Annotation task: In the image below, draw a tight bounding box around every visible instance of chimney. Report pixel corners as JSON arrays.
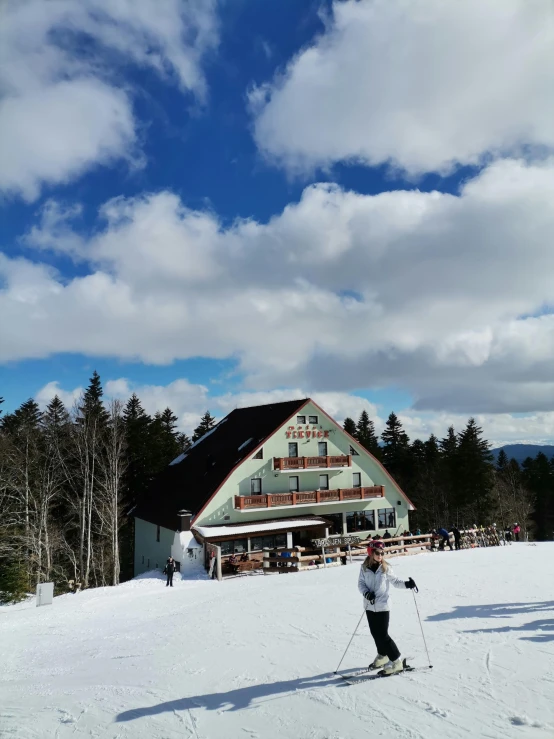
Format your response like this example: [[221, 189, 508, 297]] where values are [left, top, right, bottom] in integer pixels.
[[178, 509, 192, 532]]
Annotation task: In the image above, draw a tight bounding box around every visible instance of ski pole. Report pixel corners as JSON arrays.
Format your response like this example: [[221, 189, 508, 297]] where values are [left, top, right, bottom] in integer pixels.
[[411, 589, 433, 668], [334, 610, 366, 674]]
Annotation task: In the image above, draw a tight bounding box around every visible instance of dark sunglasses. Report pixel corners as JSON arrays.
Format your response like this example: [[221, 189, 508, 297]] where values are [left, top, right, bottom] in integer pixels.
[[372, 550, 384, 556]]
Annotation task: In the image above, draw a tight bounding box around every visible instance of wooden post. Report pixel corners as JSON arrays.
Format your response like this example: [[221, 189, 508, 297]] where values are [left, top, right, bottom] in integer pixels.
[[347, 454, 352, 467], [316, 491, 321, 503], [292, 492, 297, 505], [339, 489, 344, 501], [267, 495, 272, 508]]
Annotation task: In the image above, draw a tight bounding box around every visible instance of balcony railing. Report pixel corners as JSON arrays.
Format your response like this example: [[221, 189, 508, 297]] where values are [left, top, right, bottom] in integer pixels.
[[273, 455, 352, 471], [234, 485, 385, 510]]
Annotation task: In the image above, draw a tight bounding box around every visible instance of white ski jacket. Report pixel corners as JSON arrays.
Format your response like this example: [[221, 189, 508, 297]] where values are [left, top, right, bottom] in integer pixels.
[[358, 562, 407, 612]]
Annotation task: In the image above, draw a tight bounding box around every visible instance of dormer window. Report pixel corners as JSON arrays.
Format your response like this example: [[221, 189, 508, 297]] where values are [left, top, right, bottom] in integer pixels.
[[253, 447, 263, 459], [297, 415, 306, 424], [308, 415, 318, 424]]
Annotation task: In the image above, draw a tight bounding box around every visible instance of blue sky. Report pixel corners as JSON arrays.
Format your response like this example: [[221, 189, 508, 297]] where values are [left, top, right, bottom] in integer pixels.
[[2, 0, 554, 444]]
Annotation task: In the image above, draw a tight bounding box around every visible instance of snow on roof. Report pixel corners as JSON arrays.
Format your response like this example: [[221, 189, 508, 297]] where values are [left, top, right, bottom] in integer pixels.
[[237, 437, 253, 451], [193, 518, 328, 538], [179, 530, 202, 549], [169, 453, 187, 466]]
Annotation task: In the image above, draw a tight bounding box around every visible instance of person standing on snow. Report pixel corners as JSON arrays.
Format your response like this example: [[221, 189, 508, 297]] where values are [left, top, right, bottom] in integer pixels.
[[513, 523, 521, 542], [358, 540, 417, 675], [451, 525, 461, 550], [437, 527, 453, 551], [164, 557, 176, 587]]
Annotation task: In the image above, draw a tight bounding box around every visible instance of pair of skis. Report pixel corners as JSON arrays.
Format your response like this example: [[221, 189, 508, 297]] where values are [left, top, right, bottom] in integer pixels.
[[337, 658, 432, 684]]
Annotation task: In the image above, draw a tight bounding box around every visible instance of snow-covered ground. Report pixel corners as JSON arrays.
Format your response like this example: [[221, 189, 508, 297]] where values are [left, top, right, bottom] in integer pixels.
[[1, 544, 553, 739]]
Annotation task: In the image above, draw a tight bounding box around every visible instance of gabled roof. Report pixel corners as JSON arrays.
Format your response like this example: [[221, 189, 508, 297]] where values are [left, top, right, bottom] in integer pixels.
[[133, 398, 309, 530]]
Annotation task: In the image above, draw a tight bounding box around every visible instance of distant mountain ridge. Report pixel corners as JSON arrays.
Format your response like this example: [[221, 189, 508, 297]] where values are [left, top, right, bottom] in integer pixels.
[[491, 444, 554, 464]]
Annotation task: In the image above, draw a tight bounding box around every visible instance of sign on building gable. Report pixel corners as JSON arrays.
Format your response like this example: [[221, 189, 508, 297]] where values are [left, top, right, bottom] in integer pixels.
[[285, 425, 331, 439]]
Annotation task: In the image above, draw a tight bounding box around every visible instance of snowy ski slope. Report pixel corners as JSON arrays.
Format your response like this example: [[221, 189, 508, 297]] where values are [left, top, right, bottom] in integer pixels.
[[1, 543, 553, 738]]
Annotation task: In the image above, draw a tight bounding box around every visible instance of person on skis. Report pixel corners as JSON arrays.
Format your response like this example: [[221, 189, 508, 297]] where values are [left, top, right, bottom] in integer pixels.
[[358, 540, 417, 675]]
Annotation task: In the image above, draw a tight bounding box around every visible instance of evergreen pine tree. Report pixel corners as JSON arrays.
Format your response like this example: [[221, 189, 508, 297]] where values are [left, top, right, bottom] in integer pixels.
[[192, 410, 217, 442], [355, 410, 381, 458], [380, 412, 410, 477], [42, 395, 70, 430], [343, 417, 357, 437], [496, 449, 509, 472], [522, 453, 554, 540], [79, 371, 108, 424], [455, 418, 494, 523]]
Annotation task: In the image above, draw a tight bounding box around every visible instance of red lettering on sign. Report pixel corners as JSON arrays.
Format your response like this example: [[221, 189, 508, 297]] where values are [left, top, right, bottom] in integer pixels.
[[306, 431, 311, 438], [324, 430, 330, 438], [317, 431, 323, 438], [285, 432, 291, 438], [299, 431, 305, 438]]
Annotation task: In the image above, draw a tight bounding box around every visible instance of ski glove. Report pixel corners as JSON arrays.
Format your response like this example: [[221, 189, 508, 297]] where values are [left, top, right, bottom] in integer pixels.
[[405, 577, 418, 591], [364, 590, 376, 604]]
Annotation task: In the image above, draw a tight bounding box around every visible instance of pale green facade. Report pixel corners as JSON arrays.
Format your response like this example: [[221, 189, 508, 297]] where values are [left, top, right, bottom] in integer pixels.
[[134, 517, 174, 576], [195, 400, 412, 537]]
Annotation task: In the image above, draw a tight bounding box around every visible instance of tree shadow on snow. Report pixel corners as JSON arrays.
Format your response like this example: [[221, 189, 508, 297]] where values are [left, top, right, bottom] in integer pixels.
[[461, 618, 554, 643], [115, 672, 347, 722], [427, 601, 554, 622]]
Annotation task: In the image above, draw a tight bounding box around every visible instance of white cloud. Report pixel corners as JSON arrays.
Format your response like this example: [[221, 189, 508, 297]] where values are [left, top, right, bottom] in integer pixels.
[[35, 381, 84, 411], [0, 0, 218, 200], [251, 0, 554, 176], [4, 157, 554, 415]]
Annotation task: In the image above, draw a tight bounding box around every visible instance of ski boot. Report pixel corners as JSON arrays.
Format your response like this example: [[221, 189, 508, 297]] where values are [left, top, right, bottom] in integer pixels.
[[381, 657, 404, 675], [368, 654, 389, 670]]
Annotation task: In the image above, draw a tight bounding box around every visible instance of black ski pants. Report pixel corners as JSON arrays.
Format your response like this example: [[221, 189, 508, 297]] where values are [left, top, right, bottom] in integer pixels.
[[366, 610, 400, 661], [166, 571, 174, 586]]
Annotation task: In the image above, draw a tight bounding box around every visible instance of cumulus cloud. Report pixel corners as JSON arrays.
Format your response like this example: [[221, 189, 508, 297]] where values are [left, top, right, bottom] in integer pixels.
[[251, 0, 554, 176], [0, 0, 218, 200], [3, 157, 554, 414]]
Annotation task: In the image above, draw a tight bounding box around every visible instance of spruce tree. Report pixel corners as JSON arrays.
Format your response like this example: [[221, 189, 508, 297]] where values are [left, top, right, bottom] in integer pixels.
[[192, 410, 217, 443], [356, 410, 381, 458], [343, 417, 357, 437], [455, 418, 494, 523], [42, 395, 70, 430], [381, 413, 410, 468], [496, 449, 509, 472], [79, 371, 108, 424]]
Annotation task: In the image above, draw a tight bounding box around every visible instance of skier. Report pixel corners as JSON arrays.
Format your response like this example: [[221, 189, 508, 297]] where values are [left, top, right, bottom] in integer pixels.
[[358, 540, 417, 675], [163, 556, 176, 587], [513, 523, 521, 542], [451, 525, 461, 550]]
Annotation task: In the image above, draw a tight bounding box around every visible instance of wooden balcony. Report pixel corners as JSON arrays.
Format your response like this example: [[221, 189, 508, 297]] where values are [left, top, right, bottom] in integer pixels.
[[273, 455, 352, 471], [234, 485, 385, 510]]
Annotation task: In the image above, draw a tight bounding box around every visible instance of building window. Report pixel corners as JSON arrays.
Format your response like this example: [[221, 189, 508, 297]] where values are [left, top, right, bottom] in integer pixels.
[[253, 447, 263, 459], [251, 478, 262, 494], [378, 508, 396, 529], [324, 513, 344, 536], [297, 415, 306, 424], [346, 510, 375, 532], [220, 539, 248, 556], [308, 415, 318, 424], [349, 445, 359, 456], [288, 442, 298, 458], [156, 524, 160, 542], [318, 441, 328, 457], [250, 534, 287, 551], [353, 472, 361, 488], [289, 476, 299, 492], [319, 474, 329, 490]]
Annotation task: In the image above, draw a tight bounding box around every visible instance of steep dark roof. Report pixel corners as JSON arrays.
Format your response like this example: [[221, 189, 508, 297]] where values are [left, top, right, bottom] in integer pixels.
[[132, 398, 309, 530]]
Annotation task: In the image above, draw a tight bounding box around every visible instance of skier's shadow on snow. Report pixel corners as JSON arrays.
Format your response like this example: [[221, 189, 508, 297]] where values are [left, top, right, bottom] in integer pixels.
[[427, 601, 554, 642], [115, 672, 347, 721], [427, 600, 554, 622]]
